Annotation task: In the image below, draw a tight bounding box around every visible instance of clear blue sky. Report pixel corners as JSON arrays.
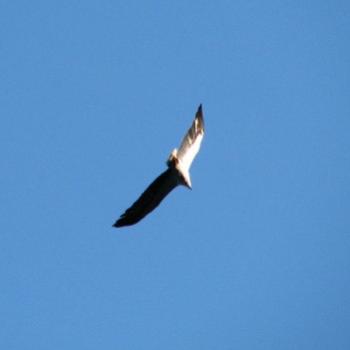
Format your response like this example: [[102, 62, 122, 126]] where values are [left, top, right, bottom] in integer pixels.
[[1, 1, 349, 349]]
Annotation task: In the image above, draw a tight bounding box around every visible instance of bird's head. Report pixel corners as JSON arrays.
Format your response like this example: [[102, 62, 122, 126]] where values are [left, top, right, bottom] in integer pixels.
[[166, 149, 178, 168]]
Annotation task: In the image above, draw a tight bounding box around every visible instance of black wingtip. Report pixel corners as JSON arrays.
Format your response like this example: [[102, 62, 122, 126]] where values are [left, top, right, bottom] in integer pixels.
[[112, 221, 121, 228], [197, 104, 203, 118], [196, 104, 204, 130], [113, 217, 137, 228]]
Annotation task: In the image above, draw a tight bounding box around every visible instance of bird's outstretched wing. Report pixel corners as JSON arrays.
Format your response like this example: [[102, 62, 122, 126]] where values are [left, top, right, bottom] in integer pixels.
[[176, 104, 205, 172], [113, 168, 180, 227]]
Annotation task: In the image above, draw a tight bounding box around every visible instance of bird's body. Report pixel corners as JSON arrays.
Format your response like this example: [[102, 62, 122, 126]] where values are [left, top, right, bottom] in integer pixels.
[[113, 104, 204, 228]]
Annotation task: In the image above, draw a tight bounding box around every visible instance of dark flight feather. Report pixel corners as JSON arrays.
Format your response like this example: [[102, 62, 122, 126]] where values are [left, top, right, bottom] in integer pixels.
[[113, 168, 180, 227]]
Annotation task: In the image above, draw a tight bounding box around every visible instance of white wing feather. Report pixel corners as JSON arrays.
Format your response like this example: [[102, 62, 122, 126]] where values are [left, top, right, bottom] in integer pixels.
[[177, 105, 205, 172]]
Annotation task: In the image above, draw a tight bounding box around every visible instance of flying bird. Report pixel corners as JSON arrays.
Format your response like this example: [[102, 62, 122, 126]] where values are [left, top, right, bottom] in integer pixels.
[[113, 104, 205, 228]]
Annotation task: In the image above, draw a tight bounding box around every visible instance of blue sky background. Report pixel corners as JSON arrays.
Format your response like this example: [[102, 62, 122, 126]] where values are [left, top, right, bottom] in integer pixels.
[[1, 1, 350, 349]]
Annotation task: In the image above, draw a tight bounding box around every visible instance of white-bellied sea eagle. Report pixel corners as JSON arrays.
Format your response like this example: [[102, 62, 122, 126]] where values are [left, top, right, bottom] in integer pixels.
[[113, 104, 204, 228]]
